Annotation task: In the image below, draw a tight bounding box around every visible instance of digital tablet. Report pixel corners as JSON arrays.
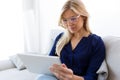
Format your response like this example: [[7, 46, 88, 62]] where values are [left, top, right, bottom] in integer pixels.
[[17, 53, 61, 75]]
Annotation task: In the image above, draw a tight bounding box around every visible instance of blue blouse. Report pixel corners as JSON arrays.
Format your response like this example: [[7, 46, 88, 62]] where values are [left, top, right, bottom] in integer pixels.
[[49, 33, 105, 80]]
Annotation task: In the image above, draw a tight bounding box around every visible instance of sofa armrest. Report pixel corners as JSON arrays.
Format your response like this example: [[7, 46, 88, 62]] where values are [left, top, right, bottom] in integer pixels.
[[0, 59, 16, 71]]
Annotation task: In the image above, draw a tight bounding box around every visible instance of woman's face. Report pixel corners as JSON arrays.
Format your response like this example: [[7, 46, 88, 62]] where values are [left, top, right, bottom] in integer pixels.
[[62, 9, 84, 34]]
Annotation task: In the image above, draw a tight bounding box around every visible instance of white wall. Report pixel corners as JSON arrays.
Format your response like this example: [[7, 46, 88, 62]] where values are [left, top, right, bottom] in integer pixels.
[[0, 0, 24, 60], [39, 0, 66, 54], [23, 0, 41, 53], [39, 0, 120, 37], [83, 0, 120, 37]]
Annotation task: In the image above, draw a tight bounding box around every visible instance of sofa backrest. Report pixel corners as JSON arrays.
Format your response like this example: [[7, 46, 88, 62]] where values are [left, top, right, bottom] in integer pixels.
[[102, 36, 120, 80]]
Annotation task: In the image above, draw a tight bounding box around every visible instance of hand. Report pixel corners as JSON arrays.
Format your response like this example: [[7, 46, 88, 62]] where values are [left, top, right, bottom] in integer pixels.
[[50, 63, 74, 80]]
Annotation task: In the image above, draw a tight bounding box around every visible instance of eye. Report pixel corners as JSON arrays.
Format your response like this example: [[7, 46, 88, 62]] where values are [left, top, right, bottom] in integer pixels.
[[63, 19, 67, 23], [70, 17, 77, 22]]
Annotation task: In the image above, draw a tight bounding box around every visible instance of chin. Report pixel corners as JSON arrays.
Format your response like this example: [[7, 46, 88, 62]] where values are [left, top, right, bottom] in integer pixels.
[[70, 29, 77, 32], [70, 31, 76, 34]]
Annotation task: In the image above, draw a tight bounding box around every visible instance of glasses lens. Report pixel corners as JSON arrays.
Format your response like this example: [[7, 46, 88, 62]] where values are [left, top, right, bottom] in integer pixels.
[[70, 17, 77, 23], [62, 15, 80, 25]]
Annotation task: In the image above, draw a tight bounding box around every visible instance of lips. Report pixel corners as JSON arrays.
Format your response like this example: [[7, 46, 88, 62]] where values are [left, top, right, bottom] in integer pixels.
[[69, 26, 76, 30]]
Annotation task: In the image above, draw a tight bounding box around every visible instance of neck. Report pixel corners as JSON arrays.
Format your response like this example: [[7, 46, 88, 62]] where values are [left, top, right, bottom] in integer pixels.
[[73, 28, 89, 39]]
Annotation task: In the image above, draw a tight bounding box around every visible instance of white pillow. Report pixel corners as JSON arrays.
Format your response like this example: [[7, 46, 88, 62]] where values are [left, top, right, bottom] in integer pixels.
[[9, 54, 26, 70], [0, 59, 15, 71]]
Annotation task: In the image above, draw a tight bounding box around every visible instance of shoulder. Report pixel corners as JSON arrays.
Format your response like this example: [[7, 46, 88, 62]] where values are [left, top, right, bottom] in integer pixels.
[[91, 34, 102, 40], [55, 32, 64, 40], [90, 34, 103, 42], [54, 32, 64, 43], [90, 34, 104, 47], [56, 32, 64, 39]]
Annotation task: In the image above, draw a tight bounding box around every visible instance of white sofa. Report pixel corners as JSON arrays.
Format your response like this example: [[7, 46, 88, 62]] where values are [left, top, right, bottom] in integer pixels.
[[0, 36, 120, 80], [102, 36, 120, 80], [0, 59, 38, 80]]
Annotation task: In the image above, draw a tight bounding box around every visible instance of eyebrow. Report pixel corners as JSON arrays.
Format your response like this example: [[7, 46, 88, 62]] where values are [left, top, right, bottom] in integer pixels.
[[62, 15, 77, 19]]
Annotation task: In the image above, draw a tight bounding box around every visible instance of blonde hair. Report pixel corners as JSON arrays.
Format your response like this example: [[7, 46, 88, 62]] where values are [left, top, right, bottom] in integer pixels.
[[56, 0, 91, 56]]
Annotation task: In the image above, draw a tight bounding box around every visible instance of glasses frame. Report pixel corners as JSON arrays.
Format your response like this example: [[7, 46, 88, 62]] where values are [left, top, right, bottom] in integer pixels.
[[62, 15, 80, 25]]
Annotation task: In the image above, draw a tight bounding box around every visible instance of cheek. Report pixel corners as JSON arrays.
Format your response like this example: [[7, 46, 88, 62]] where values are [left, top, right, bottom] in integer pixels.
[[77, 17, 84, 27], [77, 21, 84, 29]]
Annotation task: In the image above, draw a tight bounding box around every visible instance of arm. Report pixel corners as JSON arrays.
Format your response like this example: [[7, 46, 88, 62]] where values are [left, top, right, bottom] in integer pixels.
[[49, 32, 63, 56], [83, 37, 105, 80]]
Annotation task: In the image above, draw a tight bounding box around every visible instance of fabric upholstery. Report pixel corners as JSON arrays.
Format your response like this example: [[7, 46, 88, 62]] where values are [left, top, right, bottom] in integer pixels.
[[0, 68, 38, 80], [103, 36, 120, 80], [97, 60, 108, 80], [9, 54, 26, 70], [0, 59, 15, 71]]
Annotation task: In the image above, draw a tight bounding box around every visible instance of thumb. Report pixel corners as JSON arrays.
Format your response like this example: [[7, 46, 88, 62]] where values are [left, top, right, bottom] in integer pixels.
[[61, 63, 67, 68]]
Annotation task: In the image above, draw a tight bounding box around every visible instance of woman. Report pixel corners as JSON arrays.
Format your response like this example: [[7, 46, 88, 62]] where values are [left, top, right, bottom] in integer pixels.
[[36, 0, 105, 80]]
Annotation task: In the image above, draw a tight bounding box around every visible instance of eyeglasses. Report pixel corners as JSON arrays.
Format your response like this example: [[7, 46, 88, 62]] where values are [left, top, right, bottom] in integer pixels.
[[62, 15, 80, 25]]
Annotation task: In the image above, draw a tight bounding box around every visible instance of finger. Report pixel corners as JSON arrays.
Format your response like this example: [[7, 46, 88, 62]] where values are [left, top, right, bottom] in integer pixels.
[[61, 63, 67, 68], [59, 70, 73, 79], [49, 66, 58, 73], [50, 64, 73, 79], [58, 65, 73, 74], [50, 65, 67, 79], [50, 69, 67, 80], [59, 74, 70, 80], [50, 65, 73, 80]]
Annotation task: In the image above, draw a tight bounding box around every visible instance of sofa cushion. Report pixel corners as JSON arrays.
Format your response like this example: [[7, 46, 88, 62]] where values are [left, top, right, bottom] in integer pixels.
[[103, 36, 120, 80], [0, 59, 15, 71], [0, 68, 38, 80], [97, 60, 108, 80], [9, 54, 26, 70]]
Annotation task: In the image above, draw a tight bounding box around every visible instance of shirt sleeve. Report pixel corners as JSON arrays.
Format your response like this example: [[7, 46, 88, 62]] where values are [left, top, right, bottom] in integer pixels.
[[49, 32, 63, 56], [83, 36, 105, 80]]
